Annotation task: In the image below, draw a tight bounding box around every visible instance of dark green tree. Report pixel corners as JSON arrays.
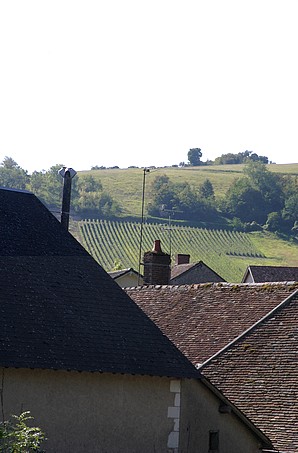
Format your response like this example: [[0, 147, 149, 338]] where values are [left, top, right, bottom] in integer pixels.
[[77, 175, 102, 193], [187, 148, 202, 166], [282, 193, 298, 225], [74, 174, 120, 217], [29, 166, 120, 218], [199, 179, 215, 199], [214, 153, 242, 165], [2, 156, 20, 169], [265, 211, 284, 232], [224, 161, 298, 232], [214, 151, 268, 165], [148, 175, 219, 221], [225, 177, 267, 223], [0, 156, 29, 190], [29, 164, 69, 208], [151, 174, 170, 192], [148, 175, 177, 216], [243, 161, 284, 213]]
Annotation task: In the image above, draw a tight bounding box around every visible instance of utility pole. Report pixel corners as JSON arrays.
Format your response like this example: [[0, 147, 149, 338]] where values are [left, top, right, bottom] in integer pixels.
[[59, 167, 77, 231], [138, 168, 150, 285]]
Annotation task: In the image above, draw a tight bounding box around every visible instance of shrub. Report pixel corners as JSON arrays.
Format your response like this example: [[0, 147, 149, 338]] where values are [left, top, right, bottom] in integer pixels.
[[0, 411, 46, 452]]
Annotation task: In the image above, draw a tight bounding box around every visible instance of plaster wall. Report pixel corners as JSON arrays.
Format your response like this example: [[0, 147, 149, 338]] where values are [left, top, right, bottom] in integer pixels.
[[243, 273, 254, 283], [115, 273, 143, 288], [179, 379, 268, 453], [0, 368, 174, 453]]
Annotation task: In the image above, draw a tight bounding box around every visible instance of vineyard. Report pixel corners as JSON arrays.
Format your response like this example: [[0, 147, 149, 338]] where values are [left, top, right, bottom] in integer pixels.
[[77, 219, 283, 282]]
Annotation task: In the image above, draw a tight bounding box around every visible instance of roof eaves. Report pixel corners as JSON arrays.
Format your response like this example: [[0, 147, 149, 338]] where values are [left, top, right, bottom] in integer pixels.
[[199, 287, 298, 369], [4, 364, 199, 380], [0, 186, 33, 194]]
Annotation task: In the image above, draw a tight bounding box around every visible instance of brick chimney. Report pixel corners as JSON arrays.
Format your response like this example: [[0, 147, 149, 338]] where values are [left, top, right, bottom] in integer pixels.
[[175, 254, 190, 265], [143, 240, 171, 285]]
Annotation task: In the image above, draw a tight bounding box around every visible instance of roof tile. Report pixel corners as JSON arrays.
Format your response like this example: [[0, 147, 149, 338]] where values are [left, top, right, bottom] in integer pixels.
[[202, 291, 298, 452], [126, 283, 298, 365], [0, 188, 198, 379]]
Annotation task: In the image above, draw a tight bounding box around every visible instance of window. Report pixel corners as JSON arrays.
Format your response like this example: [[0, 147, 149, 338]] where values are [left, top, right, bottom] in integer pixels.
[[209, 430, 219, 452]]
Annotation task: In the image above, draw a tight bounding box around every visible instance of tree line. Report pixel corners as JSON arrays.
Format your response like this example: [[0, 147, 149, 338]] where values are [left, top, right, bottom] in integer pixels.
[[90, 148, 270, 170], [148, 160, 298, 235], [185, 148, 269, 167], [0, 157, 121, 218], [1, 156, 297, 235]]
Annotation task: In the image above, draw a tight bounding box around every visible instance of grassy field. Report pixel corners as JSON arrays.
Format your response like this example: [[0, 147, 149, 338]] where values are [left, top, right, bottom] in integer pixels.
[[77, 219, 298, 282], [249, 232, 298, 266], [79, 163, 298, 218]]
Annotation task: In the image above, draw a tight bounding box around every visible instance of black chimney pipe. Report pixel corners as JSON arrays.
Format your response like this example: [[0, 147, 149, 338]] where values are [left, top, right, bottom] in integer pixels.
[[59, 167, 77, 231]]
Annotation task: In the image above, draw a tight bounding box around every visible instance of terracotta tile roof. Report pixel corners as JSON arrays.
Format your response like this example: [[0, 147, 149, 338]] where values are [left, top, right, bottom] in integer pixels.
[[0, 188, 198, 379], [201, 290, 298, 452], [126, 283, 298, 366], [243, 265, 298, 283]]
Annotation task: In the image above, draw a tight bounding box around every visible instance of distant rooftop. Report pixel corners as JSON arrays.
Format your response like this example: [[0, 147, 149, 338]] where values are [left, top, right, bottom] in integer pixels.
[[242, 265, 298, 283]]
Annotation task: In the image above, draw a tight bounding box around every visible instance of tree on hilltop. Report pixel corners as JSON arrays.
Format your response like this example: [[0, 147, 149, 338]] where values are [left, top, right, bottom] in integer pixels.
[[187, 148, 202, 166], [214, 150, 269, 165]]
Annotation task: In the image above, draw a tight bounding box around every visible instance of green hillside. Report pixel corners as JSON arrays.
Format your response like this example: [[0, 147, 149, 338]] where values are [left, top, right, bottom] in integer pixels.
[[78, 219, 298, 282], [79, 163, 298, 218], [75, 163, 298, 281]]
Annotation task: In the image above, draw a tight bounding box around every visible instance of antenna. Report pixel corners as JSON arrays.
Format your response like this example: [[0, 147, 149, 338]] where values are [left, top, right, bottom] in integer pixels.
[[160, 208, 175, 259], [160, 207, 183, 260]]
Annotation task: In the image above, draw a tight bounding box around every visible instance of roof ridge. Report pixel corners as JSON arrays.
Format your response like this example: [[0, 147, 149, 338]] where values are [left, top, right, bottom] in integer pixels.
[[250, 264, 298, 268], [199, 288, 298, 370], [128, 282, 298, 291]]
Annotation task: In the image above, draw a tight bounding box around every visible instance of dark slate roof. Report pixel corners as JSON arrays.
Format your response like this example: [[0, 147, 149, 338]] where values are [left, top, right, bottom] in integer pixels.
[[126, 283, 298, 365], [201, 290, 298, 452], [0, 188, 198, 379], [170, 261, 225, 284], [171, 263, 195, 279], [242, 265, 298, 283]]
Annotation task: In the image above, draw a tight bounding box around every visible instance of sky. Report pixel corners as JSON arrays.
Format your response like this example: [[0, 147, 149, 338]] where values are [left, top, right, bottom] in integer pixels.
[[0, 1, 297, 174]]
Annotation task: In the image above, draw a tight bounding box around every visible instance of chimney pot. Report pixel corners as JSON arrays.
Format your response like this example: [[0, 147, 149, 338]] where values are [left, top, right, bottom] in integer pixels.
[[176, 254, 190, 265], [153, 239, 162, 253]]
